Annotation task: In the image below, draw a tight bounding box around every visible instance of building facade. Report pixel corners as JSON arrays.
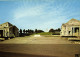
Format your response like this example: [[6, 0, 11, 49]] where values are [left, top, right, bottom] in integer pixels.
[[0, 22, 19, 38], [61, 19, 80, 36]]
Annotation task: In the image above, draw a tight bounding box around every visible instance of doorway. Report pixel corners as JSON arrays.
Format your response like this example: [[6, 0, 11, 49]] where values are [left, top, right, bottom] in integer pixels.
[[74, 27, 79, 36], [0, 30, 3, 37]]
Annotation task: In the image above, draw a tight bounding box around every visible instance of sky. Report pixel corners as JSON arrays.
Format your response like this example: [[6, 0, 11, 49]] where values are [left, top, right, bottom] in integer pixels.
[[0, 0, 80, 32]]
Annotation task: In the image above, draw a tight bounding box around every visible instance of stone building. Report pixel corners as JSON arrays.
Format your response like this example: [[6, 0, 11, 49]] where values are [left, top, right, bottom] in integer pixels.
[[61, 19, 80, 36], [0, 22, 19, 38]]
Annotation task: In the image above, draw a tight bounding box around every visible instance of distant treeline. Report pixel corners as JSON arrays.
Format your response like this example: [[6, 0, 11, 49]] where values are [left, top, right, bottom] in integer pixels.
[[49, 28, 61, 35], [19, 28, 61, 37], [19, 29, 44, 37]]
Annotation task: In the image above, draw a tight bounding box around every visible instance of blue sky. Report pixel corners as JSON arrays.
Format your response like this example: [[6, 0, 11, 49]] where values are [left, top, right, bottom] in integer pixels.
[[0, 0, 80, 31]]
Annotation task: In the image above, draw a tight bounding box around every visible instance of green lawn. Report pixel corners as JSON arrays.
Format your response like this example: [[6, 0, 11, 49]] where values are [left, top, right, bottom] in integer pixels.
[[31, 32, 60, 36], [37, 32, 52, 35]]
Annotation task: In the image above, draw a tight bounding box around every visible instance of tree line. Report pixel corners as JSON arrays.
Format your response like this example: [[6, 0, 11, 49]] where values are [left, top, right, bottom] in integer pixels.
[[19, 29, 44, 37], [19, 28, 61, 36], [49, 28, 61, 35]]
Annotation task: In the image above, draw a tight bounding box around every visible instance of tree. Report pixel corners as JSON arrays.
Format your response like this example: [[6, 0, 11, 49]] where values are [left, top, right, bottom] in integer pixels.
[[29, 30, 34, 34], [25, 30, 28, 34], [35, 29, 44, 33], [23, 29, 26, 34], [27, 29, 30, 33], [20, 29, 22, 34], [49, 29, 54, 33], [19, 29, 22, 36], [57, 28, 61, 31], [35, 29, 38, 33]]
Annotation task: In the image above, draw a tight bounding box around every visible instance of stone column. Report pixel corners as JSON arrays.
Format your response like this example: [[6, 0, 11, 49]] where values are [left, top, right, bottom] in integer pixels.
[[3, 30, 4, 37], [73, 27, 75, 36], [71, 27, 73, 36], [3, 30, 5, 37], [79, 27, 80, 36]]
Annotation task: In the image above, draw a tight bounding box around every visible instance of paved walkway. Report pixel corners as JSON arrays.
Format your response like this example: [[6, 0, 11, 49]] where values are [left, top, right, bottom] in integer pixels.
[[0, 35, 72, 44], [0, 35, 80, 57]]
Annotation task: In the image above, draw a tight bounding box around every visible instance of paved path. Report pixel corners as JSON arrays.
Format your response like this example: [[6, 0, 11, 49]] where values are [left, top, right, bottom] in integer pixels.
[[0, 44, 80, 57], [0, 35, 72, 44], [0, 35, 80, 57]]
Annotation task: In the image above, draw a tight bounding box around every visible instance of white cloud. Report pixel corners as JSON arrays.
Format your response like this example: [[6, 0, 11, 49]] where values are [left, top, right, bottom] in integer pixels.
[[13, 4, 46, 20], [10, 1, 74, 31]]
